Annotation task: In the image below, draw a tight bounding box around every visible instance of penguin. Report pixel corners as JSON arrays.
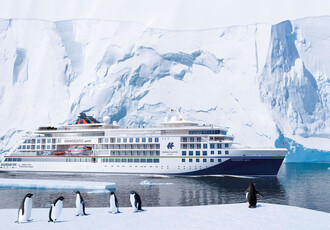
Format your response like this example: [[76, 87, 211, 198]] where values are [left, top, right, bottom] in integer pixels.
[[109, 191, 119, 214], [48, 197, 64, 223], [16, 193, 33, 223], [74, 191, 87, 216], [245, 183, 263, 208], [130, 191, 142, 212]]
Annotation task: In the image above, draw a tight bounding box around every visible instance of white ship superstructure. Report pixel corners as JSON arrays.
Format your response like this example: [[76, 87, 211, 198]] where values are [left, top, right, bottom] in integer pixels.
[[0, 113, 287, 176]]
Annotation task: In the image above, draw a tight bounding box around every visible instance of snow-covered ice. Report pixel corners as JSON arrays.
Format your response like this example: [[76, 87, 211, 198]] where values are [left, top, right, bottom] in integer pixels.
[[0, 179, 116, 190], [1, 203, 329, 230]]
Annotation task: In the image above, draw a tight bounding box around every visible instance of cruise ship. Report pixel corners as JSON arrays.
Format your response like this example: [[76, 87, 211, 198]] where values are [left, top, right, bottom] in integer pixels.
[[0, 113, 287, 176]]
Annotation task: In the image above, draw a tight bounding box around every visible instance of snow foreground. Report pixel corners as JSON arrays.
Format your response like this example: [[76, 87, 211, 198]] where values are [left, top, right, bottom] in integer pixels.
[[0, 179, 116, 190], [0, 16, 329, 162], [2, 203, 329, 230]]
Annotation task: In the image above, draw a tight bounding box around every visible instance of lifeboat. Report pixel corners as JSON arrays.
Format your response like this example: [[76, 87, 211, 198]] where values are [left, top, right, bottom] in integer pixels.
[[52, 151, 66, 155]]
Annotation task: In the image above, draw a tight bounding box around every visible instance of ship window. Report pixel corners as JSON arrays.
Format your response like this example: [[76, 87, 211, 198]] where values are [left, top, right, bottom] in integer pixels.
[[37, 145, 40, 150], [18, 146, 22, 149], [196, 159, 200, 162], [136, 138, 140, 143], [110, 138, 115, 143], [142, 138, 146, 143], [104, 138, 109, 143], [196, 151, 200, 156], [156, 151, 160, 155], [155, 138, 159, 142], [182, 137, 187, 142], [128, 159, 133, 163], [117, 138, 121, 143], [203, 151, 207, 156], [189, 151, 193, 156], [182, 159, 185, 163], [22, 145, 26, 150], [189, 130, 221, 135], [203, 144, 207, 149], [225, 151, 229, 155], [46, 145, 50, 150], [123, 138, 127, 143], [147, 159, 153, 163], [197, 137, 201, 142], [182, 144, 187, 149], [189, 159, 193, 163], [210, 144, 215, 149], [27, 145, 31, 150], [225, 144, 229, 148], [211, 159, 214, 162], [196, 144, 201, 149], [182, 151, 186, 156], [203, 159, 207, 163], [148, 138, 152, 142], [141, 159, 146, 163], [115, 158, 120, 162], [218, 151, 222, 154], [121, 159, 127, 162], [134, 158, 140, 163], [190, 137, 194, 142], [37, 139, 41, 144], [154, 159, 160, 163], [190, 144, 194, 149], [47, 139, 51, 143], [211, 151, 214, 155], [129, 138, 133, 143], [218, 159, 222, 162], [217, 144, 222, 149], [13, 158, 17, 162]]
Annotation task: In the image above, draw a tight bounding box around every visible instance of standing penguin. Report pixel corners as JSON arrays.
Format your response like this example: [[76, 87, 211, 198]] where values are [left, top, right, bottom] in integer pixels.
[[245, 183, 263, 208], [48, 197, 64, 223], [74, 191, 87, 216], [16, 193, 33, 223], [109, 192, 119, 214], [130, 191, 142, 212]]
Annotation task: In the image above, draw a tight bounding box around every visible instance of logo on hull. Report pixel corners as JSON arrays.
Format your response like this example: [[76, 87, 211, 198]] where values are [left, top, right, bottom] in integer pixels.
[[167, 142, 174, 149]]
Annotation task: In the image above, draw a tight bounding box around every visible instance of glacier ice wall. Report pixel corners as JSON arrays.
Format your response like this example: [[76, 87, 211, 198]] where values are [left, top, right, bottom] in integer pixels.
[[0, 18, 329, 162]]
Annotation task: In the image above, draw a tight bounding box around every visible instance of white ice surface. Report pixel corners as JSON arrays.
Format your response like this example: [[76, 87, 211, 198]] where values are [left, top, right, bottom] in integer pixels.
[[1, 203, 329, 230], [0, 179, 116, 190]]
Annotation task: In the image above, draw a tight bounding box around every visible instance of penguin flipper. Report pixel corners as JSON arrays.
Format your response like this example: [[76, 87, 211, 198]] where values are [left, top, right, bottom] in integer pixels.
[[48, 206, 53, 222], [256, 191, 264, 197], [82, 202, 87, 215]]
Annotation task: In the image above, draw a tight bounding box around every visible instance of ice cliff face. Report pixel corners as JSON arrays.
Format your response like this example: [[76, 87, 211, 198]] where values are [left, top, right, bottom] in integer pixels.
[[0, 17, 328, 162]]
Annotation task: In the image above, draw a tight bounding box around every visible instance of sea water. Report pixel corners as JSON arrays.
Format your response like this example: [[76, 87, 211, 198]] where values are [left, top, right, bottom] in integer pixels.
[[0, 163, 329, 213]]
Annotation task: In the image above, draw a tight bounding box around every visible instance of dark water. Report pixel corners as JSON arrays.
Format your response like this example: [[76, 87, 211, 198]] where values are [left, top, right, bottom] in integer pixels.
[[0, 163, 329, 213]]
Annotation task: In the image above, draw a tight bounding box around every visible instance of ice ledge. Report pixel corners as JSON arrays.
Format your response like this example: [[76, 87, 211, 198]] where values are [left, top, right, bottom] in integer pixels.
[[0, 179, 116, 190], [0, 203, 328, 229]]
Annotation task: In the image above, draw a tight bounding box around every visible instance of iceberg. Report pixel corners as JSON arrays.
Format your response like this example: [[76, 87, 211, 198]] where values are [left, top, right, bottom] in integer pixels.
[[0, 179, 116, 190], [139, 180, 173, 185], [0, 17, 329, 162]]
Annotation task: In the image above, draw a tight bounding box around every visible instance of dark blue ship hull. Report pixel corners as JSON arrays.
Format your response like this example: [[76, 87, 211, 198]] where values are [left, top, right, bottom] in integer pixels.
[[180, 158, 285, 176]]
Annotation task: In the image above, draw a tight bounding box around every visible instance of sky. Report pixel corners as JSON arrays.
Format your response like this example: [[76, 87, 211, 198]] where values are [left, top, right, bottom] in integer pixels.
[[0, 0, 329, 30]]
